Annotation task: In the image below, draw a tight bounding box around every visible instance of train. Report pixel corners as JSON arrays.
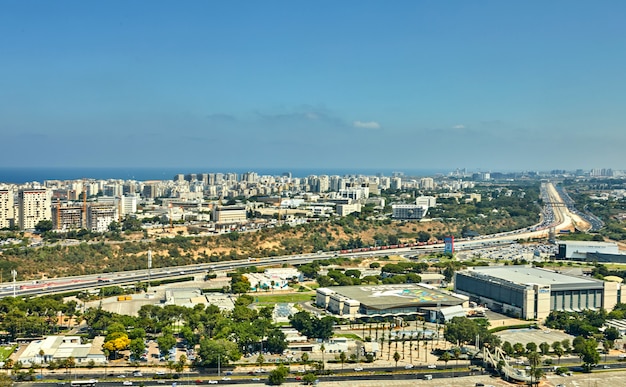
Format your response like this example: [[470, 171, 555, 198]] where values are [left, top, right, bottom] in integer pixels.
[[337, 240, 444, 254], [19, 279, 87, 290]]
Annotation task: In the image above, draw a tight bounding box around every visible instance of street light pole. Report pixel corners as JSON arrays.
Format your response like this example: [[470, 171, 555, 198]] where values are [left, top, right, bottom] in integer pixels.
[[11, 270, 16, 298]]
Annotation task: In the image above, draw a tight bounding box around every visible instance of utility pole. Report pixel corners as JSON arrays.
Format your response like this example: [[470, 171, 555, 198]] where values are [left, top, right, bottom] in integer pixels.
[[11, 269, 17, 297], [147, 249, 152, 292]]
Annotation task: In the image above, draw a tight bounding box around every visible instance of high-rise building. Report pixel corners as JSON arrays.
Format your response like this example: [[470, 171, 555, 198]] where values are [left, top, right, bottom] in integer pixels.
[[0, 190, 14, 229], [18, 188, 51, 230], [420, 177, 435, 190]]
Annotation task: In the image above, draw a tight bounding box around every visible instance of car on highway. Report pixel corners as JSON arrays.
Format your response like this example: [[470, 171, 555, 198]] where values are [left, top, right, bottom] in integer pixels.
[[404, 364, 414, 369], [207, 381, 218, 385], [122, 382, 133, 386], [354, 367, 363, 371]]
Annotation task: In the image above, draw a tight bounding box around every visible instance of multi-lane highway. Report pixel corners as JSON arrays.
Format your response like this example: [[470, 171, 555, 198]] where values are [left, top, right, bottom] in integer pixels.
[[0, 181, 583, 299]]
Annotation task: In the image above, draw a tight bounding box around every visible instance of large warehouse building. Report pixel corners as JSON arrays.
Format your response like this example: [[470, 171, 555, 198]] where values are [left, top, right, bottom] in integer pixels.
[[316, 284, 468, 320], [555, 241, 626, 263], [455, 266, 620, 320], [556, 241, 619, 260]]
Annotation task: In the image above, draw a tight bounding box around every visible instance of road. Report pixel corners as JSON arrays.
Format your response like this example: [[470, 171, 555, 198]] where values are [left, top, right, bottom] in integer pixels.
[[1, 181, 582, 299]]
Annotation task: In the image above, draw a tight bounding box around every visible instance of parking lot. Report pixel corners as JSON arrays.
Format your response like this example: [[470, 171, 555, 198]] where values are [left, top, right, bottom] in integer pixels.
[[495, 327, 575, 348]]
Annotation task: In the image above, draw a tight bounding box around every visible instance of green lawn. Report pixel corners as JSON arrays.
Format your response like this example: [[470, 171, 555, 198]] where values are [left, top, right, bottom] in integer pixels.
[[0, 345, 16, 361], [334, 333, 362, 340], [253, 293, 314, 304]]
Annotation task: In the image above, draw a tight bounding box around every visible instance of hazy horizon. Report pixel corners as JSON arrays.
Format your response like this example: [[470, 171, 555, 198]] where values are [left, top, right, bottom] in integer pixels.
[[2, 2, 626, 170]]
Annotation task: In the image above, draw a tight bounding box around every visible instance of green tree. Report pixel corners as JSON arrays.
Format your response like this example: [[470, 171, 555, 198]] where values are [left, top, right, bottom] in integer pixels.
[[157, 331, 177, 354], [339, 351, 346, 369], [301, 352, 309, 371], [129, 338, 146, 361], [302, 373, 317, 385], [393, 351, 400, 369], [439, 351, 451, 368], [552, 342, 564, 364], [502, 341, 514, 357], [268, 364, 289, 385], [527, 351, 542, 386], [526, 342, 537, 354], [197, 338, 241, 367], [35, 220, 54, 233], [513, 342, 525, 357], [579, 339, 600, 371], [257, 353, 265, 372], [539, 342, 550, 356]]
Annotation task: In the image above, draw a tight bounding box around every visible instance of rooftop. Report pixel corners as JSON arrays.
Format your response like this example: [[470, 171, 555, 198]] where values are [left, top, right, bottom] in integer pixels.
[[467, 266, 601, 287], [324, 284, 465, 310]]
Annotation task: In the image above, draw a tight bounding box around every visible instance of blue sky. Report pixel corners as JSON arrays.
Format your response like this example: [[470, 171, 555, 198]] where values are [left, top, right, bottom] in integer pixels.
[[1, 1, 626, 172]]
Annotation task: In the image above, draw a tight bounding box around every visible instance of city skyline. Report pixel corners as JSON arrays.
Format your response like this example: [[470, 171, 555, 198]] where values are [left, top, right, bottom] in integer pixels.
[[2, 2, 626, 170]]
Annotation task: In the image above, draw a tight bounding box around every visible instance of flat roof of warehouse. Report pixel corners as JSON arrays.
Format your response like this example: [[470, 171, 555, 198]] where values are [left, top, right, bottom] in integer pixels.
[[325, 284, 466, 310], [467, 266, 601, 286]]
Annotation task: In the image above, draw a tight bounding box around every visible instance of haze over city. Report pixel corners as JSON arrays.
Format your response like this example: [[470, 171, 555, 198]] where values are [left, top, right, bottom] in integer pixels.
[[2, 1, 626, 170]]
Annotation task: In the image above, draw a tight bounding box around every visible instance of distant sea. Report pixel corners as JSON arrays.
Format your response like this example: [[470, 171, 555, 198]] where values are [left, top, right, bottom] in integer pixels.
[[0, 167, 451, 184]]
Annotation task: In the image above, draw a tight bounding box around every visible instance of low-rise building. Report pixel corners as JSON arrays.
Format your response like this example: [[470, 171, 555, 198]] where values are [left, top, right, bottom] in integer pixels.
[[18, 336, 106, 366]]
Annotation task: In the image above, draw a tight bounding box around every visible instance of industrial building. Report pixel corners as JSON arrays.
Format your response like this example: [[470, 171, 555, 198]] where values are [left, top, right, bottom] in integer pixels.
[[555, 241, 624, 262], [454, 266, 620, 320], [316, 284, 468, 320]]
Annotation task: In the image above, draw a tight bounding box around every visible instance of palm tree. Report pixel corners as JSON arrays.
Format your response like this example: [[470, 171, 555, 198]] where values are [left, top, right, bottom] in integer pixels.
[[409, 334, 414, 364], [401, 334, 406, 360], [527, 351, 542, 386], [416, 332, 422, 359], [439, 351, 451, 369], [379, 336, 385, 358], [393, 352, 401, 369], [256, 353, 265, 373], [320, 344, 325, 370], [339, 351, 346, 370], [38, 349, 45, 379], [452, 348, 461, 376], [301, 352, 309, 372]]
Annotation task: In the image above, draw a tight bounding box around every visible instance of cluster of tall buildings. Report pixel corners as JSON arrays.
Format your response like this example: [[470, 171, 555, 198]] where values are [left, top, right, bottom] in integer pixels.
[[0, 171, 474, 231]]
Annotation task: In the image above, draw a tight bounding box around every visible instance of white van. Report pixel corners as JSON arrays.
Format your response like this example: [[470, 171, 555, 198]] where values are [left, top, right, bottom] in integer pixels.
[[424, 375, 432, 380]]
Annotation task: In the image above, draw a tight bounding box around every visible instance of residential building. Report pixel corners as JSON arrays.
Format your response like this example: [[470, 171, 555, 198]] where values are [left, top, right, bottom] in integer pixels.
[[391, 204, 427, 220], [0, 190, 14, 229], [18, 188, 51, 230]]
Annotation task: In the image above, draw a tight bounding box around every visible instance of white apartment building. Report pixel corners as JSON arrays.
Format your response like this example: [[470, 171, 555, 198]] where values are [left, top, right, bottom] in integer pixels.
[[420, 177, 435, 190], [87, 205, 116, 232], [336, 203, 362, 216], [0, 190, 14, 229], [416, 196, 436, 207], [391, 177, 402, 190], [213, 205, 247, 223], [120, 195, 138, 216], [391, 204, 427, 220], [18, 189, 51, 230]]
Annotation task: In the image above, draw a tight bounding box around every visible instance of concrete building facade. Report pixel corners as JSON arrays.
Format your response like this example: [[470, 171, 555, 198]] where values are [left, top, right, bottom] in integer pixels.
[[0, 189, 14, 229], [18, 188, 51, 230], [391, 204, 427, 220], [454, 266, 620, 320]]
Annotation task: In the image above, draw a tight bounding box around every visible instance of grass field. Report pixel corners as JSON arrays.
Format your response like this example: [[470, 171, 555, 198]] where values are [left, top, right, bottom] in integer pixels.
[[0, 345, 16, 362], [253, 293, 314, 304]]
